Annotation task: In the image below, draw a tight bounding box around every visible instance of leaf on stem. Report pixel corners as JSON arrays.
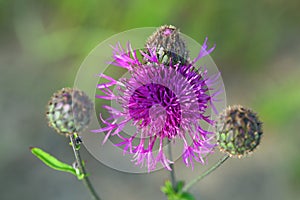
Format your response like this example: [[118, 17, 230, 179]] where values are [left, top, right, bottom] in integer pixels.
[[30, 147, 84, 180], [161, 180, 195, 200]]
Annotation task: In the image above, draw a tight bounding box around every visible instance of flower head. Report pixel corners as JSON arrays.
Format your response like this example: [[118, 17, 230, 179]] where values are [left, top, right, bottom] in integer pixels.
[[46, 88, 93, 136], [94, 27, 221, 171], [145, 25, 189, 65], [215, 105, 263, 158]]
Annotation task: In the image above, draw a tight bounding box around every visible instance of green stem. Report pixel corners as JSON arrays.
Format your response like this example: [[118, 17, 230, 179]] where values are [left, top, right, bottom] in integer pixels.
[[183, 155, 230, 192], [168, 143, 176, 188], [69, 135, 101, 200]]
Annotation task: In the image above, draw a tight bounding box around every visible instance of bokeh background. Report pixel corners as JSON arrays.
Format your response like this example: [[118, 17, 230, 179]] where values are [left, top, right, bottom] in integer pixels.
[[1, 0, 299, 199]]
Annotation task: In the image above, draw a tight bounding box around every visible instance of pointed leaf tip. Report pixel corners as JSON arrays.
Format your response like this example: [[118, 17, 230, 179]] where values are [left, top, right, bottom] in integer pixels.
[[30, 147, 84, 179]]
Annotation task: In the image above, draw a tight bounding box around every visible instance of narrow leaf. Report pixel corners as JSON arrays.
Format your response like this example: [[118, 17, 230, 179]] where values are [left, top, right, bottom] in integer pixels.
[[30, 147, 84, 179]]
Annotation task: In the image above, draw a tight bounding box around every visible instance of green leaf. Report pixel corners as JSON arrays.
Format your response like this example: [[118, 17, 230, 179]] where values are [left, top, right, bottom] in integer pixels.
[[180, 192, 196, 200], [175, 181, 185, 192], [161, 180, 174, 195], [161, 180, 196, 200], [30, 147, 84, 180]]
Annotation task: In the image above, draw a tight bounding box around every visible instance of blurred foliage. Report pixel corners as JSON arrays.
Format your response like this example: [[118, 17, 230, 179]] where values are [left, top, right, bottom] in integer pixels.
[[255, 70, 300, 129], [1, 0, 299, 70]]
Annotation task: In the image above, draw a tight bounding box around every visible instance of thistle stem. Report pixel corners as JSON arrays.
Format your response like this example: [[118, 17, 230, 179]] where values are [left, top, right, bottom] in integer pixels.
[[69, 135, 101, 200], [183, 155, 230, 192], [168, 143, 177, 187]]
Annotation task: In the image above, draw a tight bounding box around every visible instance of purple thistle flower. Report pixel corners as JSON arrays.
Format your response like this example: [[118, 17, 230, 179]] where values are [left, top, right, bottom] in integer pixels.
[[93, 38, 221, 171]]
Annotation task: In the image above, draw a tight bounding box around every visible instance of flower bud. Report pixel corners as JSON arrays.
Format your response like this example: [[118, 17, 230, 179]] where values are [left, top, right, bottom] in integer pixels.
[[215, 105, 263, 158], [145, 25, 189, 65], [46, 88, 93, 136]]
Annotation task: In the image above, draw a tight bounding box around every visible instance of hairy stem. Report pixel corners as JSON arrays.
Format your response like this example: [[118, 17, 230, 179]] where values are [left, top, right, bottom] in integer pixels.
[[183, 155, 230, 192], [69, 135, 101, 200]]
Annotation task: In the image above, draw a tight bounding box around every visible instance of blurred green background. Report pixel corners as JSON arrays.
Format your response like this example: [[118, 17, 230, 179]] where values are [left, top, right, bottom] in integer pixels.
[[1, 0, 299, 199]]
